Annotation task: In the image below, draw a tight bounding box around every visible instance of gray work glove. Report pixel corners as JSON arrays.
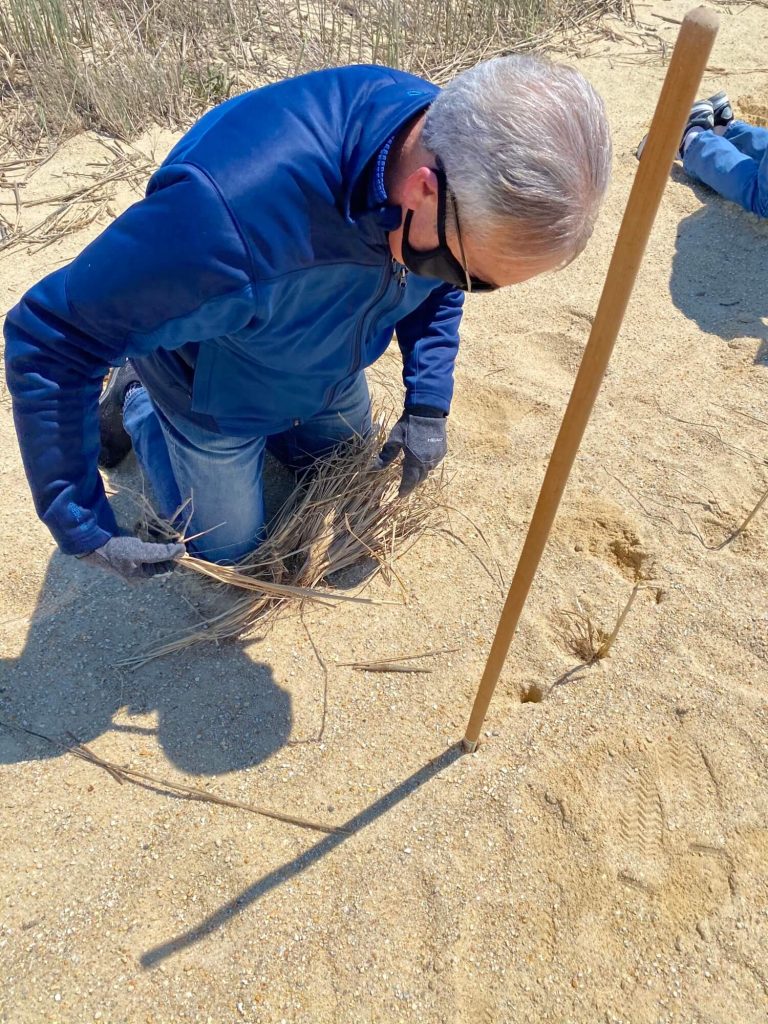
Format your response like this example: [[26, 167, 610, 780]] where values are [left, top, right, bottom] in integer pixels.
[[78, 536, 185, 580], [376, 410, 447, 496]]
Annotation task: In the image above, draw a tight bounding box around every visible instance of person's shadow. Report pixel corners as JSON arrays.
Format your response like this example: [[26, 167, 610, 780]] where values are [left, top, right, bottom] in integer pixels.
[[669, 174, 768, 365], [0, 460, 294, 775]]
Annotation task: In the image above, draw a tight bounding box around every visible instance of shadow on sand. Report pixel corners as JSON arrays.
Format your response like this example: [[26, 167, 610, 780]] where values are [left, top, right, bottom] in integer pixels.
[[0, 548, 292, 775], [668, 171, 768, 364], [139, 743, 464, 968]]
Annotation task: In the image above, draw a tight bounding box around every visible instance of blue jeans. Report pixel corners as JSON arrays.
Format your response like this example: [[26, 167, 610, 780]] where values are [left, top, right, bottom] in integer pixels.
[[123, 373, 372, 562], [683, 120, 768, 218]]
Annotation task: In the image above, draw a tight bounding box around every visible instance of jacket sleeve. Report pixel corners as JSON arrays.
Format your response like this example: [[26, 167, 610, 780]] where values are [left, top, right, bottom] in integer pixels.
[[3, 161, 256, 555], [394, 282, 464, 413]]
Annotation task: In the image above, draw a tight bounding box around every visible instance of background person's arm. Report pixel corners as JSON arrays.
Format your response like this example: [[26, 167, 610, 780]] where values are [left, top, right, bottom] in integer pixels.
[[4, 162, 255, 556]]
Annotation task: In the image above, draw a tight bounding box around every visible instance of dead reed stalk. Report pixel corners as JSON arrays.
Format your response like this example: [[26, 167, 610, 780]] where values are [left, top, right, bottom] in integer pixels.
[[0, 148, 149, 255], [716, 481, 768, 550], [0, 711, 344, 834], [341, 645, 459, 673]]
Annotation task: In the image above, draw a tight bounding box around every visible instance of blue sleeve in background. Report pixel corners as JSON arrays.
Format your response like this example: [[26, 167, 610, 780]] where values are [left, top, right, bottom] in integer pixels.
[[3, 162, 255, 554], [395, 282, 464, 413]]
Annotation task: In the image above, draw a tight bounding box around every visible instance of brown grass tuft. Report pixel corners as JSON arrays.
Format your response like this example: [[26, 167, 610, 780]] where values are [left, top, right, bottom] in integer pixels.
[[558, 582, 642, 664]]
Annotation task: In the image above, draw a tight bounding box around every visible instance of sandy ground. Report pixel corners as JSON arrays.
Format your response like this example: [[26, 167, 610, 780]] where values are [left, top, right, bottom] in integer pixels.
[[1, 3, 768, 1021]]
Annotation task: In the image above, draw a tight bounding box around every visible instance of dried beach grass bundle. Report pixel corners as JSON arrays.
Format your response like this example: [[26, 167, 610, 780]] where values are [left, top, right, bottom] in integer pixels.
[[122, 420, 445, 668]]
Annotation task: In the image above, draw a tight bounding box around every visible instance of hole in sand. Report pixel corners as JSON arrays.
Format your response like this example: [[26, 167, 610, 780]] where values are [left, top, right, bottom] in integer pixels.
[[519, 683, 545, 704]]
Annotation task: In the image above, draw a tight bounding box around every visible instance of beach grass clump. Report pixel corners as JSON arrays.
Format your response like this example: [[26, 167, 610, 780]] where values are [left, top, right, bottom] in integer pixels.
[[0, 0, 628, 144], [123, 421, 445, 668]]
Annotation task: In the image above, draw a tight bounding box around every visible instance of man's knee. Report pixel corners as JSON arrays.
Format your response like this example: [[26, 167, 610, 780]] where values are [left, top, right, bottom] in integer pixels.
[[187, 524, 265, 564], [753, 183, 768, 218]]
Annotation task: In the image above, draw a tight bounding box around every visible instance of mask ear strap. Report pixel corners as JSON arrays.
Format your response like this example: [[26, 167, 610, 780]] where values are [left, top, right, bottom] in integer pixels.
[[434, 165, 449, 249], [402, 208, 414, 240]]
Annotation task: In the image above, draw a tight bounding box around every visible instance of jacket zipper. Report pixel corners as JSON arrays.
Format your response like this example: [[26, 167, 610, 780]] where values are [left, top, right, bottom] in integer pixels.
[[351, 259, 408, 374], [322, 260, 408, 409], [350, 259, 397, 375]]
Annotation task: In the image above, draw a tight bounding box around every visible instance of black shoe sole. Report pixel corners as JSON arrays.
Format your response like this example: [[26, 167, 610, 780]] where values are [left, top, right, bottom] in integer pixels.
[[98, 365, 136, 469], [708, 90, 734, 128]]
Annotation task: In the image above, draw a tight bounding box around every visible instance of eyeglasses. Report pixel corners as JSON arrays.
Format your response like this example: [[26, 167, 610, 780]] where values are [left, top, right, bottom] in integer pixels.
[[435, 160, 497, 294]]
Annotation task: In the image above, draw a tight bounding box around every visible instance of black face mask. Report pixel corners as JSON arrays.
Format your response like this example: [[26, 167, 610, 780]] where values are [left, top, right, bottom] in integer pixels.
[[400, 164, 497, 293]]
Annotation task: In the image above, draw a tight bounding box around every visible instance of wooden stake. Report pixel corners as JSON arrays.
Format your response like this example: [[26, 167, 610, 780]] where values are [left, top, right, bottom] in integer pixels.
[[462, 6, 719, 752]]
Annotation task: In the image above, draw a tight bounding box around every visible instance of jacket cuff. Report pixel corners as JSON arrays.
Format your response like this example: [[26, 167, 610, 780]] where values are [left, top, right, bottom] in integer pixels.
[[405, 391, 450, 415], [58, 523, 114, 557], [406, 403, 447, 418]]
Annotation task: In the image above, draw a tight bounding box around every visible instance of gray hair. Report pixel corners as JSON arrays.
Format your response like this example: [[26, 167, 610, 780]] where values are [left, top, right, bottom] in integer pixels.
[[422, 54, 612, 265]]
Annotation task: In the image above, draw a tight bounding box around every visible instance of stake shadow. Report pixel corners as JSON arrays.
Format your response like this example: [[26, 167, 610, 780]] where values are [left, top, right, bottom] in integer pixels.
[[549, 662, 590, 692], [140, 742, 464, 968], [668, 177, 768, 362]]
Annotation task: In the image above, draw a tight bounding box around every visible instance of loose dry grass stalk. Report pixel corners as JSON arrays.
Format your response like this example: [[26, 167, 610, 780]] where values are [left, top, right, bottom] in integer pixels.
[[0, 152, 150, 208], [659, 401, 768, 469], [292, 608, 330, 744], [606, 401, 768, 551], [2, 199, 105, 253], [0, 711, 344, 834], [439, 503, 506, 594], [121, 421, 446, 668], [716, 481, 768, 550], [598, 582, 641, 658], [350, 664, 434, 674], [341, 645, 459, 673], [64, 734, 345, 833], [0, 149, 149, 255]]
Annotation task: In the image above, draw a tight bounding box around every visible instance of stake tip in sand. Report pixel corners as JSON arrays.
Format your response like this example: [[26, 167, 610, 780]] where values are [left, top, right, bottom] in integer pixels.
[[461, 737, 479, 754]]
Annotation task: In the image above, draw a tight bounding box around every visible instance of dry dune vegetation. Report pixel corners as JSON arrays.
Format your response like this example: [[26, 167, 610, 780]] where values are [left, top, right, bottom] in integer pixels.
[[0, 0, 626, 140], [2, 0, 768, 1022]]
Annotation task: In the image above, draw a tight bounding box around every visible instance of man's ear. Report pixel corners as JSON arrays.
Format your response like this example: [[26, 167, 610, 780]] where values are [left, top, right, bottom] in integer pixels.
[[400, 165, 439, 212]]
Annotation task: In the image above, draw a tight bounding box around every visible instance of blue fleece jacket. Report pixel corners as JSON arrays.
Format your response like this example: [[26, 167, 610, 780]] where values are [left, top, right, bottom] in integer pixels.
[[3, 65, 464, 555]]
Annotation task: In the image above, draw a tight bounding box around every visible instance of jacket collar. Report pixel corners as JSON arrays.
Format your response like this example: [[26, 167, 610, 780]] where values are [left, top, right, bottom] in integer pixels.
[[343, 79, 439, 230]]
